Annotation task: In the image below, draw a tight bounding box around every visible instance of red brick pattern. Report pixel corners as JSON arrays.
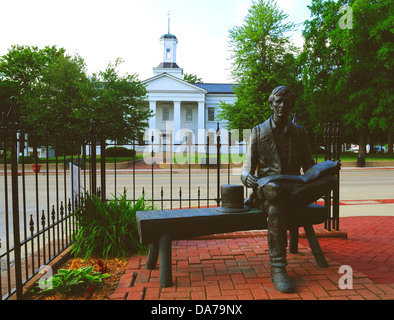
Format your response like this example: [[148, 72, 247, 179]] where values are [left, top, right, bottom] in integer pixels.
[[300, 216, 394, 285], [110, 216, 394, 300]]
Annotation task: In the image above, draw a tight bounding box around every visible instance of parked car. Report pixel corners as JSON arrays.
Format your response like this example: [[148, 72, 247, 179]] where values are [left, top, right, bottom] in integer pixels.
[[373, 145, 385, 153], [350, 144, 359, 152]]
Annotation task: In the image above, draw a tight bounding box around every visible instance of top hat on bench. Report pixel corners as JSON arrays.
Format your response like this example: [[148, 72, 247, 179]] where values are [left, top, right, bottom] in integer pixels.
[[216, 185, 250, 213]]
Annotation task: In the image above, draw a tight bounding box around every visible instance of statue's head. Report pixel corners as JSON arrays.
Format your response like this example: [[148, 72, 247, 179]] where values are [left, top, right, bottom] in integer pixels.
[[268, 86, 295, 123]]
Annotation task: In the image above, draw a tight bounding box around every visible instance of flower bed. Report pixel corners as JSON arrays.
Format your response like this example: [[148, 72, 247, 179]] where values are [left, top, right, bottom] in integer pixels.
[[25, 257, 128, 300]]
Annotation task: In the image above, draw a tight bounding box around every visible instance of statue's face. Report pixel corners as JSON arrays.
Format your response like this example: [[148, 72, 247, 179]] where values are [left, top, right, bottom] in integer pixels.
[[270, 94, 293, 122]]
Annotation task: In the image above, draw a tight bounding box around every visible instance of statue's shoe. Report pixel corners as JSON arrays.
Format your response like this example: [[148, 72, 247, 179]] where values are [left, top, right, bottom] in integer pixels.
[[271, 267, 295, 293]]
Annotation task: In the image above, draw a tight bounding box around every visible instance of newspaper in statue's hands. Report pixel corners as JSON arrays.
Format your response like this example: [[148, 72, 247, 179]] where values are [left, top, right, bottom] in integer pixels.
[[256, 160, 341, 187]]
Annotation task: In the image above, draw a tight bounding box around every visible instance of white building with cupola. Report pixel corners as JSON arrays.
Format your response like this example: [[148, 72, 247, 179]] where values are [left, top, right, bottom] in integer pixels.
[[142, 30, 237, 149]]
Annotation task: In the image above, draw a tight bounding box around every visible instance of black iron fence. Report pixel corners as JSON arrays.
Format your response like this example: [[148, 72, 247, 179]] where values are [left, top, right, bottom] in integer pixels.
[[1, 112, 88, 300], [322, 123, 341, 231], [1, 100, 340, 300]]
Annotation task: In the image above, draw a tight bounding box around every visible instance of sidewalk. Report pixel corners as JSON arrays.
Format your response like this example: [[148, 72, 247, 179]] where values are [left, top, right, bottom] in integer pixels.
[[110, 215, 394, 300]]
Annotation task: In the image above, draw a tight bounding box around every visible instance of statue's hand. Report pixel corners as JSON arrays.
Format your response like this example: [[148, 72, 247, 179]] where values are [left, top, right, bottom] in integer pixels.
[[245, 174, 258, 189]]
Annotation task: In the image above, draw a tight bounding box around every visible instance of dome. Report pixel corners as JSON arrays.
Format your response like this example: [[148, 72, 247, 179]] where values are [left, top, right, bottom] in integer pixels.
[[160, 33, 177, 40]]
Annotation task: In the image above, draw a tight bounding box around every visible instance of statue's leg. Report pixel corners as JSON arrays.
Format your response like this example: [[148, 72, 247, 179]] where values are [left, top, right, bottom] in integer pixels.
[[266, 200, 294, 293], [266, 201, 288, 269]]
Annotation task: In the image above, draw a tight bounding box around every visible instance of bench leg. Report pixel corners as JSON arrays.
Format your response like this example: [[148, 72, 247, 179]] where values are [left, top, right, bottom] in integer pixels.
[[145, 242, 159, 270], [289, 228, 299, 254], [159, 234, 172, 287], [303, 224, 329, 268]]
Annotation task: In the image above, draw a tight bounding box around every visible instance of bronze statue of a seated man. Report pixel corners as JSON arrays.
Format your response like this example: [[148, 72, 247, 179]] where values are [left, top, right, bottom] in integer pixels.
[[241, 86, 339, 293]]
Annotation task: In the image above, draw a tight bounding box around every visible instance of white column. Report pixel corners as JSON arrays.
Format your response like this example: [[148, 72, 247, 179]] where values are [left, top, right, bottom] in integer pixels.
[[173, 101, 181, 143], [149, 101, 156, 130], [198, 101, 205, 131], [198, 101, 206, 153]]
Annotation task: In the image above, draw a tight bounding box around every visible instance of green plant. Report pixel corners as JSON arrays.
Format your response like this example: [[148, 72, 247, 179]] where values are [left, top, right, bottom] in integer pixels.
[[36, 266, 110, 294], [105, 146, 136, 158], [19, 155, 38, 164], [71, 192, 153, 260], [0, 155, 11, 164]]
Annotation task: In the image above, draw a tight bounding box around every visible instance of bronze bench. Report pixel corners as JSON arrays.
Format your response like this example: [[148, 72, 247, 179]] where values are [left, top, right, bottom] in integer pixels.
[[136, 203, 328, 287]]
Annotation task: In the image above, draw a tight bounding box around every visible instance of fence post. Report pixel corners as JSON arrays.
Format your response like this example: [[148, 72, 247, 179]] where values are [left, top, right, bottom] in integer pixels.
[[90, 122, 97, 196], [322, 122, 341, 231], [99, 123, 106, 202], [8, 97, 23, 299], [333, 123, 340, 230], [323, 123, 331, 230], [216, 123, 221, 207]]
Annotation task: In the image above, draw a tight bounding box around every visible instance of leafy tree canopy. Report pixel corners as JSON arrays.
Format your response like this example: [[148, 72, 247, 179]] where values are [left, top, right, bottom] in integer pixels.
[[0, 46, 151, 142], [217, 0, 300, 132], [183, 73, 203, 84], [301, 0, 393, 152]]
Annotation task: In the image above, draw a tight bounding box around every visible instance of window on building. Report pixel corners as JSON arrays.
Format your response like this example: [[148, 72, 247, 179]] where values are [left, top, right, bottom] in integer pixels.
[[166, 48, 171, 59], [162, 106, 170, 121], [185, 107, 193, 121], [208, 107, 215, 121]]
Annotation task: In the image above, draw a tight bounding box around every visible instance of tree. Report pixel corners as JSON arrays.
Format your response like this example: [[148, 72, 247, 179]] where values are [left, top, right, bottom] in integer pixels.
[[0, 46, 152, 143], [217, 0, 299, 132], [20, 52, 90, 135], [0, 79, 18, 116], [0, 45, 65, 86], [301, 0, 394, 154], [80, 59, 152, 142], [0, 45, 65, 119], [183, 73, 203, 84]]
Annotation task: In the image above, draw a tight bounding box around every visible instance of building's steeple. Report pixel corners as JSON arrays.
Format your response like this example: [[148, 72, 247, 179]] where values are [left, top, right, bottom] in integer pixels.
[[158, 33, 178, 68], [167, 10, 171, 34], [153, 12, 183, 78]]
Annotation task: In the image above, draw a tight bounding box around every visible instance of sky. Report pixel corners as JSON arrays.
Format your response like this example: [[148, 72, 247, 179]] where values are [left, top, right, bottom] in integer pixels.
[[0, 0, 312, 83]]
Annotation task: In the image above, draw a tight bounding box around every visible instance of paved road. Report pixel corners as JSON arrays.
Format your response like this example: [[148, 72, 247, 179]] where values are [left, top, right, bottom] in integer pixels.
[[1, 167, 393, 247], [339, 168, 394, 200], [337, 168, 394, 217]]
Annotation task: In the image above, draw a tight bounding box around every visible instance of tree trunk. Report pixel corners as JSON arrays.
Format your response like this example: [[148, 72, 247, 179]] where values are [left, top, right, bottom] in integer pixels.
[[358, 129, 367, 155], [369, 137, 375, 154], [388, 132, 393, 154]]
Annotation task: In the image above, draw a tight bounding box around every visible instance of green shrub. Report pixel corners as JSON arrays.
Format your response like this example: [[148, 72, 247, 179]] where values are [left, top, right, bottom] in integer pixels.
[[36, 266, 110, 294], [0, 155, 11, 164], [105, 146, 136, 158], [71, 192, 153, 260], [1, 155, 38, 164], [19, 155, 37, 164]]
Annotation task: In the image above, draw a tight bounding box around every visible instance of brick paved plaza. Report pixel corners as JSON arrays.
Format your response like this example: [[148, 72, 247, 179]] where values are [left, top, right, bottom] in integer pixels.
[[110, 216, 393, 301]]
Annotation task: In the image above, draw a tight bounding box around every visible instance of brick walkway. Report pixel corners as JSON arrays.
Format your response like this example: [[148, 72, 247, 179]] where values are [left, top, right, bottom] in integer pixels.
[[300, 216, 394, 285], [110, 216, 394, 300]]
